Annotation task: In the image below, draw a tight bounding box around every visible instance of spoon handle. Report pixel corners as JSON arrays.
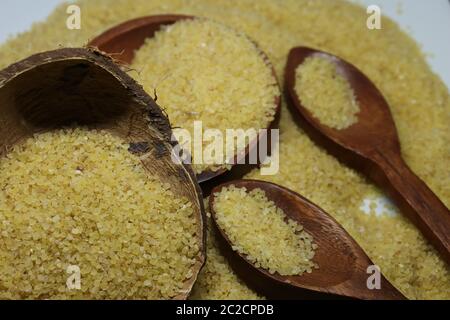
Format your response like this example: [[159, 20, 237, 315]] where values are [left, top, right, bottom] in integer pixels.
[[371, 149, 450, 265]]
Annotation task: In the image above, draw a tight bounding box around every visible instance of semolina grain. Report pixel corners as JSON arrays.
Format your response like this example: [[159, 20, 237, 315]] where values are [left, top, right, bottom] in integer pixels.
[[295, 56, 360, 129], [213, 186, 317, 276], [0, 128, 199, 299], [131, 18, 279, 174], [0, 0, 449, 300], [190, 209, 264, 300]]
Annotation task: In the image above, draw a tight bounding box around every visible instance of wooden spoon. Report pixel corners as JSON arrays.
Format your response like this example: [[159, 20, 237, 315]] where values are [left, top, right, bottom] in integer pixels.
[[89, 14, 281, 183], [285, 47, 450, 265], [0, 48, 205, 300], [209, 180, 406, 300]]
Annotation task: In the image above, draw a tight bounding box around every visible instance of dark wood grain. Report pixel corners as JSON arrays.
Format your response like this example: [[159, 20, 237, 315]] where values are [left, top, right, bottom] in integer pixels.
[[89, 15, 281, 184], [285, 47, 450, 266], [209, 180, 406, 300], [0, 48, 206, 300]]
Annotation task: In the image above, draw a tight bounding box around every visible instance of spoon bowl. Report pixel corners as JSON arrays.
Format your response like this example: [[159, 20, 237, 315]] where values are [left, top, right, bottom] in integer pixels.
[[209, 179, 406, 300], [89, 15, 281, 183], [285, 47, 450, 265], [285, 47, 399, 152]]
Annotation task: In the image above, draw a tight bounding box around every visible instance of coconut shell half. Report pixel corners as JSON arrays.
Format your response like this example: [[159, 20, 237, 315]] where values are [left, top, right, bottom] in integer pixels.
[[0, 48, 205, 300]]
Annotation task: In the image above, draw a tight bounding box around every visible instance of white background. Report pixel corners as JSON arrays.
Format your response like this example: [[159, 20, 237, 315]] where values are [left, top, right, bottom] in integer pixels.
[[0, 0, 449, 88]]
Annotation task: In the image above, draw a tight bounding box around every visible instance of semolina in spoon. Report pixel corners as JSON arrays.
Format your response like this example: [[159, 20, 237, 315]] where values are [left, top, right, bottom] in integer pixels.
[[209, 180, 406, 300], [285, 47, 450, 266]]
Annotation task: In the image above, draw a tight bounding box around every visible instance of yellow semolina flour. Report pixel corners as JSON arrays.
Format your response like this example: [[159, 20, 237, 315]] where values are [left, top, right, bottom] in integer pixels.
[[0, 0, 449, 300], [132, 18, 279, 175], [212, 186, 317, 276], [295, 56, 360, 130], [0, 128, 199, 299]]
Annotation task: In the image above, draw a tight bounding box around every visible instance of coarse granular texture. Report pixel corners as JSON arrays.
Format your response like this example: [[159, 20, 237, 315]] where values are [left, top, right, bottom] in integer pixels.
[[295, 56, 360, 129], [190, 207, 264, 300], [0, 128, 199, 299], [131, 18, 279, 174], [213, 186, 317, 276], [0, 0, 449, 300]]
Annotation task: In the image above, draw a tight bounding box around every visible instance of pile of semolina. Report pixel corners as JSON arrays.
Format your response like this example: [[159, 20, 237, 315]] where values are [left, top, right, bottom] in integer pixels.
[[0, 0, 449, 300], [0, 128, 199, 299], [190, 207, 264, 300], [295, 56, 360, 130], [131, 18, 280, 175], [212, 186, 317, 276]]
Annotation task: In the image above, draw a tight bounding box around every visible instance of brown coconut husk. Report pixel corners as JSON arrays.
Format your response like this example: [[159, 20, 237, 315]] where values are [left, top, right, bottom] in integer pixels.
[[0, 47, 205, 300]]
